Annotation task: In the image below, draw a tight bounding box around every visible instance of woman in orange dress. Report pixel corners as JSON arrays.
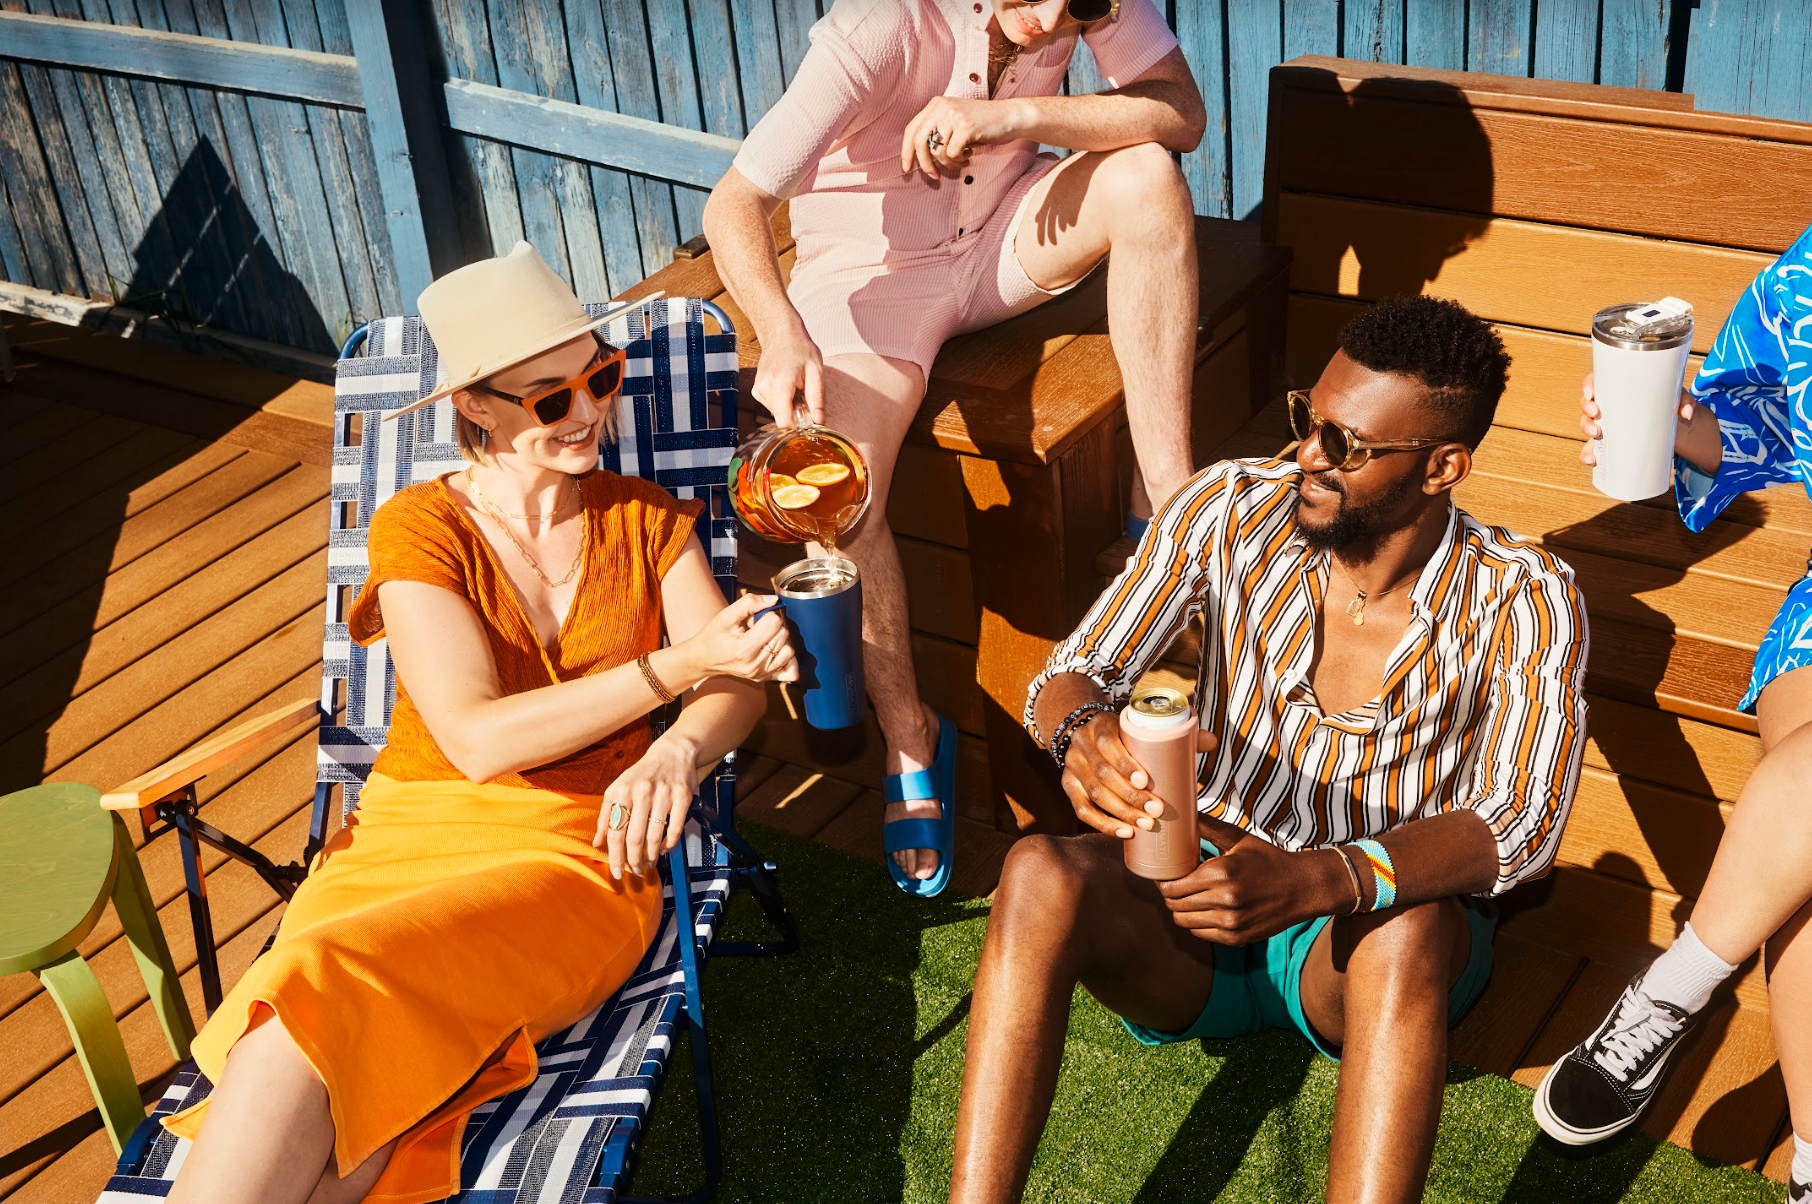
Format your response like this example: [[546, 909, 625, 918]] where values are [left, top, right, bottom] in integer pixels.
[[162, 242, 795, 1204]]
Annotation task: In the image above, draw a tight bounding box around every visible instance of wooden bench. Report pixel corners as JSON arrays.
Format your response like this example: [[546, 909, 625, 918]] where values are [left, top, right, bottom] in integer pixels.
[[624, 207, 1290, 837], [1222, 55, 1812, 1179]]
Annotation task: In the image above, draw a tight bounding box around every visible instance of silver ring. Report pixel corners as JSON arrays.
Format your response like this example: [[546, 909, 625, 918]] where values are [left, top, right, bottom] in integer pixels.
[[927, 129, 944, 151]]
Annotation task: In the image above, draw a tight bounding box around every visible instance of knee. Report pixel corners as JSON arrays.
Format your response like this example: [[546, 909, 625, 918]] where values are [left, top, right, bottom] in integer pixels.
[[993, 834, 1095, 930], [1097, 143, 1191, 221], [1338, 899, 1465, 993]]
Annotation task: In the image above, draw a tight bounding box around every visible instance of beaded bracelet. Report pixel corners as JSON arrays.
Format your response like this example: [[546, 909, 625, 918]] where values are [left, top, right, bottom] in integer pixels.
[[1048, 701, 1117, 768], [1350, 839, 1398, 911]]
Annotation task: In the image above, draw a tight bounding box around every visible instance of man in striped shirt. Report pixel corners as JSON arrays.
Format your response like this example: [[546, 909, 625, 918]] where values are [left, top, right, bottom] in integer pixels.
[[948, 295, 1590, 1203]]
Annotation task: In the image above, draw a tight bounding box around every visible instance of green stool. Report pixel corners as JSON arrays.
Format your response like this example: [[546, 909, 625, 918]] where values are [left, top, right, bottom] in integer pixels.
[[0, 782, 196, 1151]]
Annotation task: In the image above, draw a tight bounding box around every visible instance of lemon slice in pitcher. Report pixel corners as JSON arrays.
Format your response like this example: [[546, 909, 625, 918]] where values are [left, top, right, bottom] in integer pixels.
[[797, 462, 851, 486], [772, 483, 821, 510], [767, 473, 798, 491]]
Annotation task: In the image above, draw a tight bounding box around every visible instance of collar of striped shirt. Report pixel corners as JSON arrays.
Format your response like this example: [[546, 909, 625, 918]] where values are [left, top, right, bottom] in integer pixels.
[[1027, 457, 1590, 896]]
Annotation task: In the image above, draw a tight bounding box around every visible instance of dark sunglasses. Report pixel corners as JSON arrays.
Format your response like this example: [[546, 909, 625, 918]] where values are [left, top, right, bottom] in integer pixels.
[[1287, 390, 1451, 471], [479, 335, 626, 426], [1004, 0, 1120, 23]]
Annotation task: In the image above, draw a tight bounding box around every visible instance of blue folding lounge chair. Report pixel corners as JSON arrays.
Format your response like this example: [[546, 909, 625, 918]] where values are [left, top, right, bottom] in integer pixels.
[[94, 296, 797, 1203]]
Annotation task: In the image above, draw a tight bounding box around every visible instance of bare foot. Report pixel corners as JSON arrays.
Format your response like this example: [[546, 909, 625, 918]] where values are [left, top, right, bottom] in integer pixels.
[[886, 704, 944, 882]]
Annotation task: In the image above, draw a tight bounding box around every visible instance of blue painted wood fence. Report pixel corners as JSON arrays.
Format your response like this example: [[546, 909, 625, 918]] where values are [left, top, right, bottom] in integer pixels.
[[2, 0, 1810, 355]]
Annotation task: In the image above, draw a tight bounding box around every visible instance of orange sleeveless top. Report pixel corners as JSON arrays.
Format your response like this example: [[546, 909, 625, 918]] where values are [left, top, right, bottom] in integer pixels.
[[347, 469, 704, 795]]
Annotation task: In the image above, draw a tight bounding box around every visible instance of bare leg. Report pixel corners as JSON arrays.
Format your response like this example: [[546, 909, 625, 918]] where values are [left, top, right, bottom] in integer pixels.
[[949, 834, 1217, 1203], [1298, 899, 1474, 1204], [1688, 667, 1812, 1153], [1683, 665, 1812, 964], [170, 1015, 335, 1204], [1014, 143, 1199, 511], [304, 1139, 395, 1204], [815, 353, 943, 879], [1767, 898, 1812, 1158]]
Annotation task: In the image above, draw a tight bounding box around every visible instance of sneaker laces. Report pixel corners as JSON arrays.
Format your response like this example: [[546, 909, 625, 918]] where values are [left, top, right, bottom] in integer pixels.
[[1592, 991, 1685, 1082]]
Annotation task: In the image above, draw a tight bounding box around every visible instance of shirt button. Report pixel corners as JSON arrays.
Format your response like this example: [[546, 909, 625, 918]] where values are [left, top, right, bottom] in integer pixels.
[[969, 72, 979, 83], [958, 228, 965, 236], [964, 175, 974, 184], [973, 2, 981, 9]]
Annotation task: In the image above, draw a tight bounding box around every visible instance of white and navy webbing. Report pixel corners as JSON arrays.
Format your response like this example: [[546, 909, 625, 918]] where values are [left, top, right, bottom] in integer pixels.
[[97, 829, 734, 1204], [94, 298, 743, 1204]]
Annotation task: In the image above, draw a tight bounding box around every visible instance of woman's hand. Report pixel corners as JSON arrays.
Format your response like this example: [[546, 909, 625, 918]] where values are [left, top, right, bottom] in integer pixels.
[[1578, 371, 1699, 467], [1059, 714, 1219, 838], [677, 593, 798, 683], [594, 733, 700, 878], [900, 96, 1021, 178]]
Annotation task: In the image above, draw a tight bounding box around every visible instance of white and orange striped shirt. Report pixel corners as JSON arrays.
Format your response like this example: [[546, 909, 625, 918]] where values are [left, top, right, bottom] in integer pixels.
[[1027, 458, 1590, 896]]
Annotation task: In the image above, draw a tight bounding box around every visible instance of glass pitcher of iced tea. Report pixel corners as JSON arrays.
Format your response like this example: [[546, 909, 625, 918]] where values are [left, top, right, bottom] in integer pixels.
[[727, 424, 872, 551]]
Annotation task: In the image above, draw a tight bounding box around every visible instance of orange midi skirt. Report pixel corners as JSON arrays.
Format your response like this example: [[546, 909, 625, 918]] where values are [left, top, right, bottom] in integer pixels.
[[164, 773, 662, 1203]]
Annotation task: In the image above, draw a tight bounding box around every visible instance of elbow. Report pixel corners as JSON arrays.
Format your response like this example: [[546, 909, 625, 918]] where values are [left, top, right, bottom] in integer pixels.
[[1169, 102, 1208, 154], [446, 746, 512, 786], [434, 715, 517, 785]]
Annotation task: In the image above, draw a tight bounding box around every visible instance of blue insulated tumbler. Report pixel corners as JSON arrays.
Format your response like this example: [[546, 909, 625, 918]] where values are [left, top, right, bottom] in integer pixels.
[[774, 556, 864, 730]]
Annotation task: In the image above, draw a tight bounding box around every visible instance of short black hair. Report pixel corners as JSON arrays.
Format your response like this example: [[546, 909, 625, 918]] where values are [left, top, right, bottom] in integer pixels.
[[1337, 294, 1510, 448]]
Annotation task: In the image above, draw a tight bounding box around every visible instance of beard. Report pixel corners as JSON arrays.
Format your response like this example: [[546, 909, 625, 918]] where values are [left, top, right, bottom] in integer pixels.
[[1295, 466, 1421, 550]]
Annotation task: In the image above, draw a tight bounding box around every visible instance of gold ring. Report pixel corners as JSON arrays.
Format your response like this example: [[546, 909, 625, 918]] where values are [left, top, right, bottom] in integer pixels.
[[607, 802, 630, 831]]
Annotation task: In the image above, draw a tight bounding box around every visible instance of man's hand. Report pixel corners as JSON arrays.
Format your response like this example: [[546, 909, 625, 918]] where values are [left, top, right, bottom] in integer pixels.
[[1060, 715, 1218, 837], [900, 96, 1022, 178], [752, 324, 825, 426], [1156, 815, 1346, 946]]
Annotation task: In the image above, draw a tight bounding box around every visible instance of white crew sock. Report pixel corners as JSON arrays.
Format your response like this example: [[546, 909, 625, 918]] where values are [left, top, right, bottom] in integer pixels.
[[1791, 1132, 1812, 1187], [1639, 922, 1738, 1014]]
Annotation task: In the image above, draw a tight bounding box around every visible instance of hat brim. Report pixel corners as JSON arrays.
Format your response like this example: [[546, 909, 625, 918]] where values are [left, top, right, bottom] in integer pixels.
[[381, 295, 656, 421]]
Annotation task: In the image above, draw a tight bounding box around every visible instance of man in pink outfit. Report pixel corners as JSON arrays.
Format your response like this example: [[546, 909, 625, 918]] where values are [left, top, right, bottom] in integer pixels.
[[703, 0, 1205, 889]]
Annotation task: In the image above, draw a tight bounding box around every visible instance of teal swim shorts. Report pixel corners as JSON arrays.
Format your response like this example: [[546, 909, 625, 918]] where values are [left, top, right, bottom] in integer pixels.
[[1121, 854, 1497, 1061]]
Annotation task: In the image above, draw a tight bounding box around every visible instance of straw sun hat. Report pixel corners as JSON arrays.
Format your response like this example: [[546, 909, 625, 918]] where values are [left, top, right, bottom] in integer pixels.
[[384, 240, 646, 420]]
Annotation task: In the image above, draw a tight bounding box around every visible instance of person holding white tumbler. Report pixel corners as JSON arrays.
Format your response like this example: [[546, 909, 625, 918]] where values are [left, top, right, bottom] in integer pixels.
[[1542, 223, 1812, 1204], [1588, 296, 1694, 500]]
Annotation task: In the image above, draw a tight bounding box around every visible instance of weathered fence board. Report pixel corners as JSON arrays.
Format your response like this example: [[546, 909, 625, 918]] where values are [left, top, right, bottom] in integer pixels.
[[0, 9, 360, 104], [4, 0, 1812, 355]]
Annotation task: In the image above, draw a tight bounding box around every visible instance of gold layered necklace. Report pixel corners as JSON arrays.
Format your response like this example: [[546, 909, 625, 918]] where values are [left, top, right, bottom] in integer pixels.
[[1329, 554, 1419, 627], [465, 468, 588, 588]]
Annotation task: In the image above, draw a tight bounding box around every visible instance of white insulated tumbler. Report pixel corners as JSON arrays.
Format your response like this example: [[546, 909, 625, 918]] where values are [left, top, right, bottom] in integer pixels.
[[1590, 298, 1694, 501]]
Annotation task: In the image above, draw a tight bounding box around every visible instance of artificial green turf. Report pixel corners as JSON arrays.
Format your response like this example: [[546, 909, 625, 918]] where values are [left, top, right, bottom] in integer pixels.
[[628, 824, 1786, 1202]]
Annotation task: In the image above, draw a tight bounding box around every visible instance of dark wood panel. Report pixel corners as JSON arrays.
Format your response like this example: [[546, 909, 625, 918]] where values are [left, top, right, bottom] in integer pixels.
[[1449, 932, 1581, 1077]]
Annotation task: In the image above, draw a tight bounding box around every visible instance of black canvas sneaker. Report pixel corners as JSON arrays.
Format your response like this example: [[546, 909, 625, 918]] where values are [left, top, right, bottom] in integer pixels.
[[1533, 977, 1696, 1145], [1790, 1177, 1809, 1203]]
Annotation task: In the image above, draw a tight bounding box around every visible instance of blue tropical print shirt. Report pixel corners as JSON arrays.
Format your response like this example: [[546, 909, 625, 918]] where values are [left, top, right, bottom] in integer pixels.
[[1675, 223, 1812, 530], [1674, 222, 1812, 712]]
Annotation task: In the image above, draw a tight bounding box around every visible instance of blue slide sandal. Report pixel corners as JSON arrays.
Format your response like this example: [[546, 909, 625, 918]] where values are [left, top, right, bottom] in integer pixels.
[[882, 713, 957, 898]]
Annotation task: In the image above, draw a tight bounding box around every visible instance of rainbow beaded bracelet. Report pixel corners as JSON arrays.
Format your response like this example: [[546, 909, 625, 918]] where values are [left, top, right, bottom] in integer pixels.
[[1350, 839, 1398, 911]]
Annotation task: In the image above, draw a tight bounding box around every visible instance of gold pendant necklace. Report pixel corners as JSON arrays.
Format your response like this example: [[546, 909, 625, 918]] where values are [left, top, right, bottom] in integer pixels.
[[1330, 555, 1419, 628]]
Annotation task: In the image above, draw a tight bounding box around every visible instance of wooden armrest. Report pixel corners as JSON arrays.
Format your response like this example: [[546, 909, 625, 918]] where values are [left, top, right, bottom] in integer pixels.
[[102, 697, 321, 814]]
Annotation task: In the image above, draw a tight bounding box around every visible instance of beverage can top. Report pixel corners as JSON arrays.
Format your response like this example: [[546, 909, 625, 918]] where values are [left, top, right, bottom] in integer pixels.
[[1592, 300, 1694, 351], [1125, 687, 1193, 731], [775, 556, 858, 598]]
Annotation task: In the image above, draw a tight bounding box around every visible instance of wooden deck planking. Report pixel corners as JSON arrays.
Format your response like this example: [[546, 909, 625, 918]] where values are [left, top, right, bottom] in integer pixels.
[[2, 308, 1795, 1192], [0, 327, 336, 1200]]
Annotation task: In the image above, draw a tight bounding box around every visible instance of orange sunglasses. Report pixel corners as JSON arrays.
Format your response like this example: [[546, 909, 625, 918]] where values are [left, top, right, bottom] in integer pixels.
[[478, 335, 626, 426]]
